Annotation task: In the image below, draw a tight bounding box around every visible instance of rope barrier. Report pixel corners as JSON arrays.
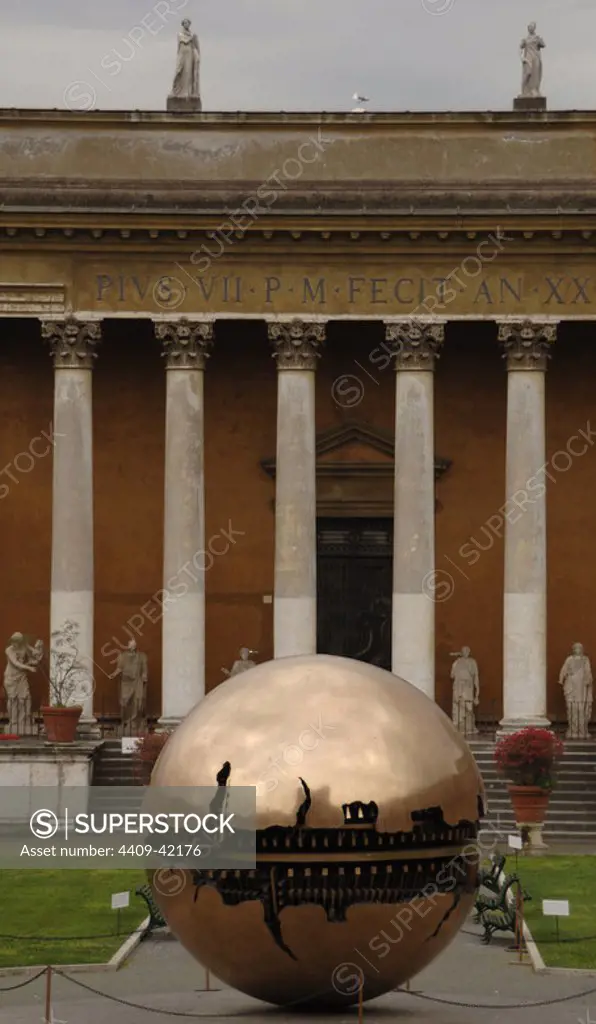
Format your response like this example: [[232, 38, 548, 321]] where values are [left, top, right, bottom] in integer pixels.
[[2, 964, 596, 1016], [0, 967, 47, 992], [51, 969, 596, 1016], [1, 923, 595, 945], [53, 970, 319, 1018], [404, 984, 596, 1009]]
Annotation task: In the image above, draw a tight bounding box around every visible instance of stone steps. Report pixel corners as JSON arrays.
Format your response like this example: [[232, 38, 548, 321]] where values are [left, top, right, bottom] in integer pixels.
[[471, 739, 596, 838], [90, 737, 596, 838], [93, 740, 141, 787]]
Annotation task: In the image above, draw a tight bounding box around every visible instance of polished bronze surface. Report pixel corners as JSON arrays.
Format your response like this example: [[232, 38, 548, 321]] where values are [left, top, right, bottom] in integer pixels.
[[151, 655, 484, 1008]]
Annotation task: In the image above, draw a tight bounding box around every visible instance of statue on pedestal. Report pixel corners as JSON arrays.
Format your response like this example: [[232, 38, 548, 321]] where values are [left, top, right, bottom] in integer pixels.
[[520, 22, 545, 98], [117, 640, 148, 735], [2, 633, 42, 735], [222, 648, 258, 678], [451, 646, 480, 736], [559, 643, 593, 739], [167, 19, 201, 111]]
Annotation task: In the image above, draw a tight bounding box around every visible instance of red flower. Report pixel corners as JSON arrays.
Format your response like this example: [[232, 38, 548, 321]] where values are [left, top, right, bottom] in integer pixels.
[[494, 728, 563, 789]]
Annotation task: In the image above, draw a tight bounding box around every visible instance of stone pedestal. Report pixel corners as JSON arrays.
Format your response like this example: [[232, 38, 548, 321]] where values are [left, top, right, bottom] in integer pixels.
[[0, 741, 101, 789], [167, 97, 202, 113], [41, 318, 101, 736], [524, 822, 548, 851], [155, 319, 213, 728], [499, 320, 557, 732], [269, 321, 324, 658], [514, 97, 547, 111], [385, 321, 444, 699]]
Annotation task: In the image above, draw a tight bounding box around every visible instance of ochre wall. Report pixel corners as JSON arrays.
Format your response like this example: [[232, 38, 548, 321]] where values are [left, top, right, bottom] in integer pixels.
[[434, 324, 506, 718], [204, 321, 276, 692], [546, 323, 596, 723], [1, 317, 595, 723], [0, 320, 52, 711], [93, 321, 165, 717]]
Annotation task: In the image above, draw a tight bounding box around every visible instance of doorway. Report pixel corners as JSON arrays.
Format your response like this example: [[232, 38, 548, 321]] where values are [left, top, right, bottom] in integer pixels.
[[317, 518, 393, 670]]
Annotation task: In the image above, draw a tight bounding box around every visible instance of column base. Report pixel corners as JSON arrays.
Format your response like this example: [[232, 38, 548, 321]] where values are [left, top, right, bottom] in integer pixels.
[[497, 716, 551, 736], [156, 717, 182, 732], [77, 716, 101, 740]]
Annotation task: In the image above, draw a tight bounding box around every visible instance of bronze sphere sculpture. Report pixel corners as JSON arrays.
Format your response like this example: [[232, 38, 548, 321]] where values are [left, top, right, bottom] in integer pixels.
[[151, 655, 484, 1008]]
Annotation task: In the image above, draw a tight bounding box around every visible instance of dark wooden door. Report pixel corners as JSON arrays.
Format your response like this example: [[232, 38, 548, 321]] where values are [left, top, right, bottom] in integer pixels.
[[317, 519, 393, 670]]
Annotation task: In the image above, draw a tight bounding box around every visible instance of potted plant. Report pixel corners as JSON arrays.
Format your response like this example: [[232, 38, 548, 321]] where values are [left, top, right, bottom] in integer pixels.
[[40, 621, 91, 743], [495, 727, 564, 850]]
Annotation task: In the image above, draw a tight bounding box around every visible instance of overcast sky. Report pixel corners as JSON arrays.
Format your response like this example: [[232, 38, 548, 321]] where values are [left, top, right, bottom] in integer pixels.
[[0, 0, 594, 112]]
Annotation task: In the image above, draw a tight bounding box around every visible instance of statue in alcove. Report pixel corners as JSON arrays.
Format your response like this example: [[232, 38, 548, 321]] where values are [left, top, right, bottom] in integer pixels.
[[222, 648, 258, 678], [559, 643, 592, 739], [451, 646, 480, 736]]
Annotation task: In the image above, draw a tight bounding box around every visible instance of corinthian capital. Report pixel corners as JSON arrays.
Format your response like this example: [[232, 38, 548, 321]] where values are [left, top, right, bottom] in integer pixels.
[[499, 320, 557, 371], [155, 319, 214, 370], [41, 318, 101, 369], [385, 320, 445, 371], [269, 320, 325, 370]]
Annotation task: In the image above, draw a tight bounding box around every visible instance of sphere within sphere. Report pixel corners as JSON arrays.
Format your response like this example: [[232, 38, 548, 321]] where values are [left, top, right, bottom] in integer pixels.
[[151, 655, 484, 1008]]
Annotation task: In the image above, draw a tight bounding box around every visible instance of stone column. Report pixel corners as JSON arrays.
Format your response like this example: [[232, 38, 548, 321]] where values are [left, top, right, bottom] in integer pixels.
[[269, 320, 325, 657], [41, 318, 101, 731], [385, 320, 444, 698], [499, 320, 557, 731], [155, 319, 213, 727]]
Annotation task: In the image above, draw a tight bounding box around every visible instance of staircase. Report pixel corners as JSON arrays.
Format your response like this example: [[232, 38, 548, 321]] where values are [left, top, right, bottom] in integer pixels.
[[91, 738, 596, 839], [470, 739, 596, 841], [93, 740, 140, 786], [91, 740, 142, 811]]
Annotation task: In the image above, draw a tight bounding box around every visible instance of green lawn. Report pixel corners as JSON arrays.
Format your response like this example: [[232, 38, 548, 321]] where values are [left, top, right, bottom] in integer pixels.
[[515, 856, 596, 969], [0, 870, 148, 967]]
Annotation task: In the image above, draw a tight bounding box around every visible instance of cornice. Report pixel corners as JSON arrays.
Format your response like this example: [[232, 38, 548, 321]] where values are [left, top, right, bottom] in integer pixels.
[[0, 225, 595, 254], [2, 109, 596, 129], [1, 181, 596, 219]]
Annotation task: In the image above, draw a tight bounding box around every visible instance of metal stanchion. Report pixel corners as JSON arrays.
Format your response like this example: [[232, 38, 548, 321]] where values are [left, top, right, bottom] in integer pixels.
[[518, 886, 525, 963], [45, 966, 52, 1024], [358, 969, 364, 1024], [509, 881, 529, 965], [205, 967, 211, 992]]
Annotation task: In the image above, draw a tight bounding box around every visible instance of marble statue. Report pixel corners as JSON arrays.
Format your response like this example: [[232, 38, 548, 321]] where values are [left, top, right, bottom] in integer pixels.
[[559, 643, 593, 739], [168, 19, 201, 107], [520, 22, 545, 98], [451, 646, 480, 736], [117, 639, 148, 735], [2, 632, 41, 735], [222, 648, 258, 678]]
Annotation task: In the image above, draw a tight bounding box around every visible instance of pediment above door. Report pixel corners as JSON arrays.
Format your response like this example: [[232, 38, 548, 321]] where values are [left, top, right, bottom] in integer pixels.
[[261, 422, 451, 517]]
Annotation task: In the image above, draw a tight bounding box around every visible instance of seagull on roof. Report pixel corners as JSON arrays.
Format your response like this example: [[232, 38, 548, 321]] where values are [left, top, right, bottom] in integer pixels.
[[351, 92, 370, 113]]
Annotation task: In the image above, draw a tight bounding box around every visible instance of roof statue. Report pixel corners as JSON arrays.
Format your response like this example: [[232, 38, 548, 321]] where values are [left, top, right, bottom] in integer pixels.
[[514, 22, 546, 111], [167, 19, 201, 112]]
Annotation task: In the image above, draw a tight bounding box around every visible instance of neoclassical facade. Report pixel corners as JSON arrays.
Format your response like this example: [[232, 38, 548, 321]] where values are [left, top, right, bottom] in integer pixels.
[[1, 108, 596, 733]]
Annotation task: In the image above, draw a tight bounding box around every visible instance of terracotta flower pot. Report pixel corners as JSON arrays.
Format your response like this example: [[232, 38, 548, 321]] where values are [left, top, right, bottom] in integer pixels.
[[41, 706, 82, 743], [507, 784, 550, 825]]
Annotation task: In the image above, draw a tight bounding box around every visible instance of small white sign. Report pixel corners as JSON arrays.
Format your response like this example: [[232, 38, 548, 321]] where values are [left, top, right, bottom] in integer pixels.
[[121, 738, 141, 754], [508, 834, 523, 850], [542, 899, 570, 917], [111, 891, 130, 910]]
